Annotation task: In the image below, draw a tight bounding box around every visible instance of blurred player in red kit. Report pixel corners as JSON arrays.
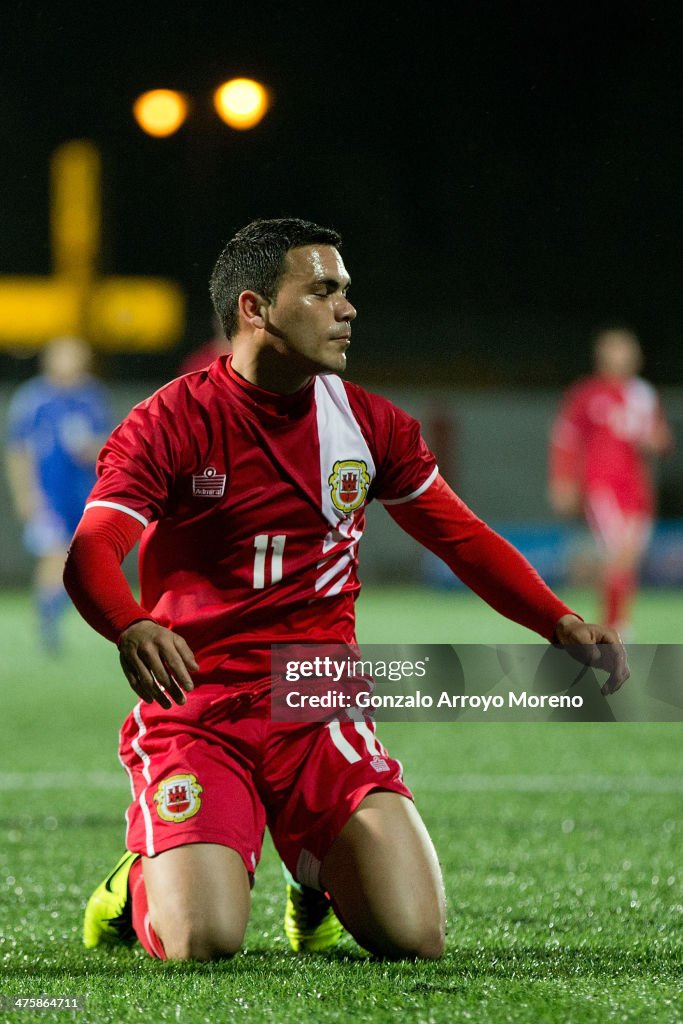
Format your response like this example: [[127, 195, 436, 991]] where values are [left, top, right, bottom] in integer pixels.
[[64, 219, 629, 962], [549, 326, 674, 636]]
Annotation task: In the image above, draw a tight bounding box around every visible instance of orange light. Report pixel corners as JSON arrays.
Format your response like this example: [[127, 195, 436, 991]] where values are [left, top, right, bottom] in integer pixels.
[[213, 78, 270, 130], [133, 89, 189, 137]]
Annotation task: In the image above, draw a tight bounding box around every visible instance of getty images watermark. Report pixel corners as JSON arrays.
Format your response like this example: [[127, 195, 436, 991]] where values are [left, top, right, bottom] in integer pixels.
[[270, 644, 683, 722]]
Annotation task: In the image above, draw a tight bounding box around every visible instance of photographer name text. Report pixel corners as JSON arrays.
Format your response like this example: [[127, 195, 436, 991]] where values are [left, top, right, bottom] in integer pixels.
[[283, 690, 583, 710]]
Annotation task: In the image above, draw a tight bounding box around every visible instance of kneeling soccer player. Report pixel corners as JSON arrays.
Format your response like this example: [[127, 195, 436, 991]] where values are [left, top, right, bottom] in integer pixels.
[[64, 218, 629, 960]]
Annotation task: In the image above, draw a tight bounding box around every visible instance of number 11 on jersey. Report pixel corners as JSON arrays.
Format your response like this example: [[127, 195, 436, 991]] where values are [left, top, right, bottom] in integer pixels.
[[253, 534, 287, 589]]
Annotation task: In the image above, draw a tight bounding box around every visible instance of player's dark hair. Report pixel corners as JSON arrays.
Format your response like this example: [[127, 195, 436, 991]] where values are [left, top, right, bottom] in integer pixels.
[[209, 218, 342, 338]]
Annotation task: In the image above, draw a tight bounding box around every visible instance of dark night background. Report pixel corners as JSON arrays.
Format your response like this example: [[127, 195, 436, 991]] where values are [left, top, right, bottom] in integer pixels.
[[2, 1, 682, 386]]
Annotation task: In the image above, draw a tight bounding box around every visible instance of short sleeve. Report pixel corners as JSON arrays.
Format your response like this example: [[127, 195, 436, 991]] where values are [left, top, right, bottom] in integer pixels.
[[549, 381, 590, 483], [366, 397, 438, 505], [86, 394, 182, 526]]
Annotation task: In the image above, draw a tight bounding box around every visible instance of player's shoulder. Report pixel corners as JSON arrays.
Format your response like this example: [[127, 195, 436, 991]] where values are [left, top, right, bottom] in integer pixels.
[[630, 375, 657, 397], [7, 375, 53, 417], [80, 374, 110, 396], [338, 376, 405, 420], [125, 361, 226, 422], [569, 373, 598, 393], [10, 374, 51, 400], [626, 375, 658, 408], [74, 375, 111, 409], [332, 377, 421, 457], [561, 374, 602, 405]]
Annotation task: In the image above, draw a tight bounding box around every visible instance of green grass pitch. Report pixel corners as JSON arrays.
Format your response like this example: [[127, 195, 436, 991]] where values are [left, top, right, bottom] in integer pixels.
[[0, 586, 681, 1023]]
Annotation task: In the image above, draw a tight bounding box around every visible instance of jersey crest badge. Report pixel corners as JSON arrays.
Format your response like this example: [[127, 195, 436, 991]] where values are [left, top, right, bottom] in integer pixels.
[[192, 465, 226, 498], [328, 460, 370, 513], [154, 773, 203, 822]]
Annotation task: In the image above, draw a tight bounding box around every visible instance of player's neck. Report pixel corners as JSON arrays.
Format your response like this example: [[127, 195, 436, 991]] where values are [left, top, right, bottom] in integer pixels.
[[598, 372, 631, 384], [230, 347, 313, 396]]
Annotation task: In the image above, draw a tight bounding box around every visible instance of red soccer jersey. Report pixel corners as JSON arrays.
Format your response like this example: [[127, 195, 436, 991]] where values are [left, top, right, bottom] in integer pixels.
[[85, 356, 437, 685], [549, 374, 665, 514]]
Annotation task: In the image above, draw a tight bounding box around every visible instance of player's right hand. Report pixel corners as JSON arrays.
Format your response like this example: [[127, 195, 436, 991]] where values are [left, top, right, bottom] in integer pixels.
[[553, 615, 630, 695], [118, 620, 198, 709], [548, 479, 581, 516]]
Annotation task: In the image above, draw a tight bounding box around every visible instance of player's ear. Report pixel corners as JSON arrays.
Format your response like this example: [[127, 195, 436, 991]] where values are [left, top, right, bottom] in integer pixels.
[[238, 290, 269, 330]]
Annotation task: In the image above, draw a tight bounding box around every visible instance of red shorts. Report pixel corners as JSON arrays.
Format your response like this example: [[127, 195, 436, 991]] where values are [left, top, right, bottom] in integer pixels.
[[584, 486, 653, 556], [118, 684, 411, 888]]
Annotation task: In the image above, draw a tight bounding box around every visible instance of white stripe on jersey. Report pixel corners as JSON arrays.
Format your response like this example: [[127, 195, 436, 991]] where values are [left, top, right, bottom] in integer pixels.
[[379, 465, 439, 505], [85, 500, 149, 527], [313, 375, 375, 598], [623, 377, 657, 440], [324, 564, 354, 597], [314, 375, 376, 526], [315, 519, 364, 595], [315, 548, 354, 591]]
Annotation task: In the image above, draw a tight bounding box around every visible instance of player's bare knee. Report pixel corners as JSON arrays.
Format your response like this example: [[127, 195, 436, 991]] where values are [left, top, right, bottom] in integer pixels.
[[412, 920, 446, 959], [161, 920, 244, 961], [380, 919, 445, 961], [346, 897, 445, 962], [152, 902, 246, 961]]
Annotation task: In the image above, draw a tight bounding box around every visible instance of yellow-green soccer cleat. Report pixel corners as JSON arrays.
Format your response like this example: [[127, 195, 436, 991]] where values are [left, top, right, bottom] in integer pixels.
[[284, 883, 344, 953], [83, 850, 139, 949]]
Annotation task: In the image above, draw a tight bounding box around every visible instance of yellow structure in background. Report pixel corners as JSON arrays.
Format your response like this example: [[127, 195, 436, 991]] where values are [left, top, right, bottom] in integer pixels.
[[133, 90, 189, 138], [213, 78, 270, 130], [0, 140, 185, 351], [51, 141, 101, 282]]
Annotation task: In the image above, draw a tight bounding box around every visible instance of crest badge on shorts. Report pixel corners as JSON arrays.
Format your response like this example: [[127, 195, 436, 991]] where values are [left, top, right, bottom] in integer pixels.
[[154, 773, 203, 822], [328, 459, 370, 513]]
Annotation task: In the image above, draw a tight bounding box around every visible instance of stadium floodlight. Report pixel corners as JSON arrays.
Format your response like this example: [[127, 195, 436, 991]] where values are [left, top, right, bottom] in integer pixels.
[[213, 78, 270, 130], [133, 89, 189, 137]]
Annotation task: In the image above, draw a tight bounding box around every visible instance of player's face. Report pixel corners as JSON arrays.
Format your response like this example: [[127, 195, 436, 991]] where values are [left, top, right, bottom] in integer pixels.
[[264, 246, 356, 374], [595, 331, 643, 378], [43, 336, 92, 386]]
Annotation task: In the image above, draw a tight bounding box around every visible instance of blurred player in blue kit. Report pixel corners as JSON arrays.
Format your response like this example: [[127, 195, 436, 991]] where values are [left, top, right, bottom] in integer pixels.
[[5, 336, 112, 651]]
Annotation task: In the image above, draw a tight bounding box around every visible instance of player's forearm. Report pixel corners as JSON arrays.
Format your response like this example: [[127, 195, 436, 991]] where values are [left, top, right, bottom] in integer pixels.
[[387, 475, 576, 642], [5, 448, 39, 520], [548, 478, 581, 516], [439, 526, 575, 641], [549, 409, 583, 488], [646, 416, 675, 457], [548, 443, 580, 489], [63, 508, 152, 644]]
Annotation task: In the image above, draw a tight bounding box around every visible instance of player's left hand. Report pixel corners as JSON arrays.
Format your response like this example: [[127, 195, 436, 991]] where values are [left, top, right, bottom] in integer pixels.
[[553, 614, 630, 696]]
